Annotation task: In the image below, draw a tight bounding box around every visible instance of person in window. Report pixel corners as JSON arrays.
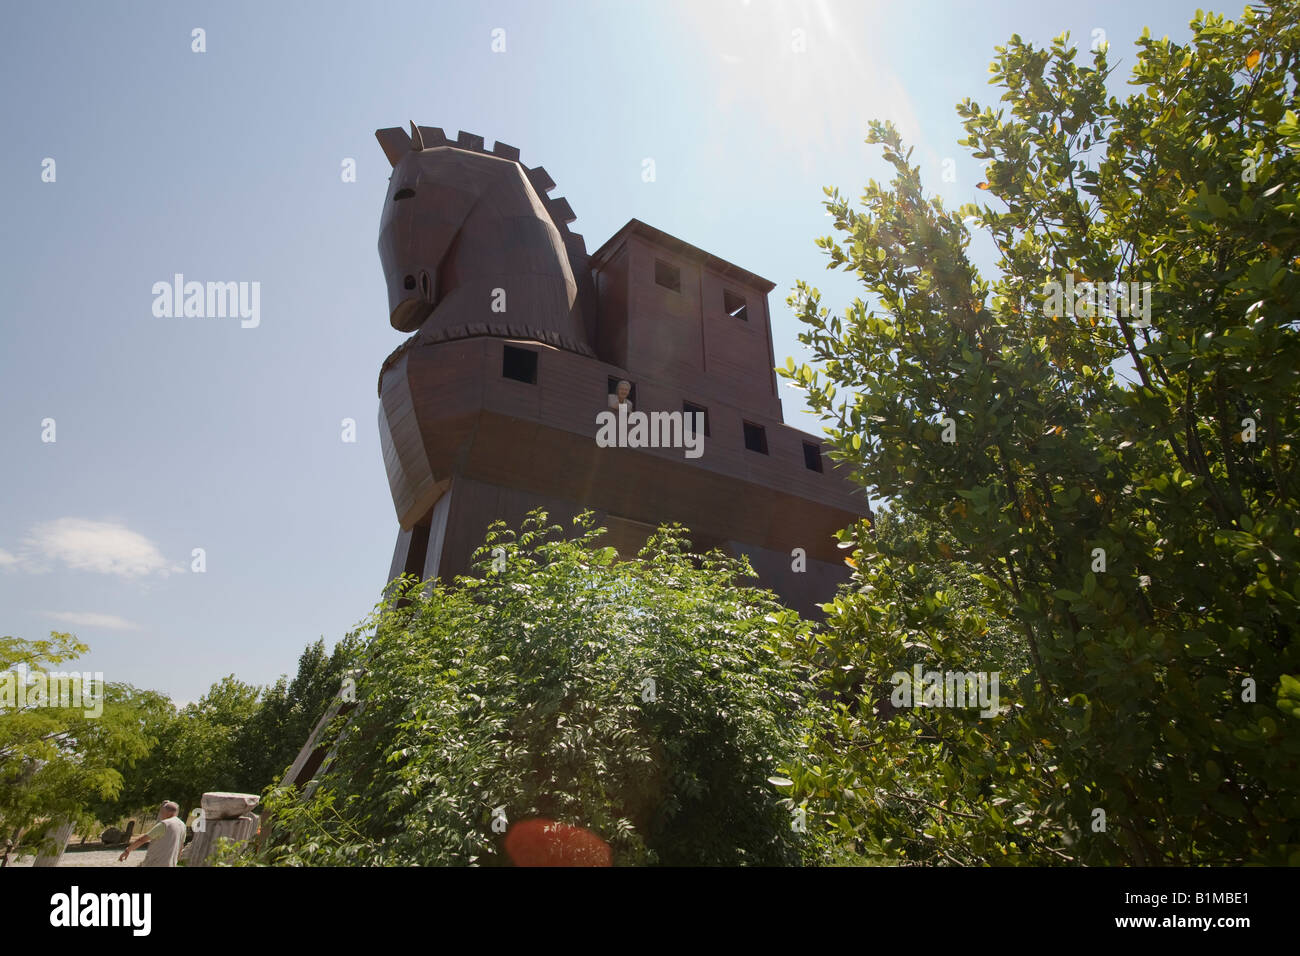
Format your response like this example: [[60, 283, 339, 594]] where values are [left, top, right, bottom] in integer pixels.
[[608, 379, 633, 411]]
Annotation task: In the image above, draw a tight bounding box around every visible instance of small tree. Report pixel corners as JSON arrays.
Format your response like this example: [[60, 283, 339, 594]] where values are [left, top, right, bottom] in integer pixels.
[[0, 634, 161, 863]]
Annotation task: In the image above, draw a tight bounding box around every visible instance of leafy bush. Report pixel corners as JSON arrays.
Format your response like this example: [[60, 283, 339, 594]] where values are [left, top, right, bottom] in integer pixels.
[[254, 512, 819, 866]]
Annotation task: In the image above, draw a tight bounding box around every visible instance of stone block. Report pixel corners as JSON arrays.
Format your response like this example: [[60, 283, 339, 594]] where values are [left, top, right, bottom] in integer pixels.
[[201, 791, 260, 820]]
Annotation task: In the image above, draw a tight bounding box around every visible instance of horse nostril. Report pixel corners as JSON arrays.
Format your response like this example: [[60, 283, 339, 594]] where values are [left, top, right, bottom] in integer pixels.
[[404, 275, 416, 291], [419, 272, 431, 298]]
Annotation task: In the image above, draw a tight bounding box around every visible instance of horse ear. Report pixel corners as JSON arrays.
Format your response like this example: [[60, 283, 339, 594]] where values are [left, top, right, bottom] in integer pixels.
[[409, 120, 426, 151], [375, 127, 412, 167]]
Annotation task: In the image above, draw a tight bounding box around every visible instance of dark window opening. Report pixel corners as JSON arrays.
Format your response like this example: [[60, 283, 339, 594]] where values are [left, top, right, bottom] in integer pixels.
[[393, 188, 415, 201], [403, 524, 431, 578], [502, 345, 538, 384], [683, 401, 710, 437], [654, 259, 682, 293], [802, 441, 824, 473], [743, 421, 768, 454], [723, 289, 749, 321]]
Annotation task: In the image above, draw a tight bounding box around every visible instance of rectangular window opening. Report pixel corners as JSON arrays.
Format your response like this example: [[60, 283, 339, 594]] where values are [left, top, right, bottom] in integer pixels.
[[723, 289, 749, 321], [654, 258, 682, 293], [502, 344, 538, 384], [743, 421, 768, 454], [683, 401, 710, 437], [802, 441, 824, 473]]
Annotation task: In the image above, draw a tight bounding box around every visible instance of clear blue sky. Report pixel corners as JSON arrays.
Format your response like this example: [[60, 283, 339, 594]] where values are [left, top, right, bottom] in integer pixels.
[[1, 0, 1205, 703]]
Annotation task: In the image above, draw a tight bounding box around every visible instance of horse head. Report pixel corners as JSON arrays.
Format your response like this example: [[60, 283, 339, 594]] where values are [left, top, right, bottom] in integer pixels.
[[375, 122, 594, 355]]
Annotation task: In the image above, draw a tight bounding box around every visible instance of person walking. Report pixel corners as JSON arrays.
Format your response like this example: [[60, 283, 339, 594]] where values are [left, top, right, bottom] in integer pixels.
[[118, 801, 186, 867]]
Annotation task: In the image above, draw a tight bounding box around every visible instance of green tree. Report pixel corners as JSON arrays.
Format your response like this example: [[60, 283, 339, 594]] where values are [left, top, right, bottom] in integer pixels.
[[782, 2, 1300, 864], [234, 636, 363, 792], [84, 686, 174, 825], [0, 634, 162, 862], [870, 503, 1028, 676], [103, 638, 362, 821], [121, 675, 262, 816], [251, 511, 819, 866]]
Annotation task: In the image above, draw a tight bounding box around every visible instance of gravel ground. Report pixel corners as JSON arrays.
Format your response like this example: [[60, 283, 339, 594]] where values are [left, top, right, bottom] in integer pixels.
[[7, 843, 142, 868]]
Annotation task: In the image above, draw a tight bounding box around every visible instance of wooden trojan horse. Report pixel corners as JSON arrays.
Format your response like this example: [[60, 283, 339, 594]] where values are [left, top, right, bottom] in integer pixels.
[[283, 122, 867, 790]]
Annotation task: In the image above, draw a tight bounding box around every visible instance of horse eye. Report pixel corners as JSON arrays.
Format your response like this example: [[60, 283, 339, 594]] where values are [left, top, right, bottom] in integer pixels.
[[394, 188, 415, 201]]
